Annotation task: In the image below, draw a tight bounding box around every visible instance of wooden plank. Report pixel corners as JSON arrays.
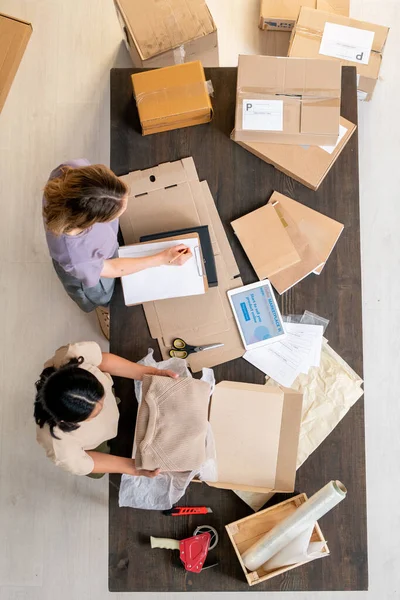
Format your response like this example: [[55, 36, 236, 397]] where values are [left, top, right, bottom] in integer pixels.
[[109, 66, 367, 592]]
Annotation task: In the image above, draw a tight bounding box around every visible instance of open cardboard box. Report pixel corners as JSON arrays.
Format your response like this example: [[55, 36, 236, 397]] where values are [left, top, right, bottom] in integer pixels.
[[119, 158, 245, 372], [232, 55, 341, 146], [195, 381, 303, 493], [226, 493, 329, 585], [114, 0, 218, 68]]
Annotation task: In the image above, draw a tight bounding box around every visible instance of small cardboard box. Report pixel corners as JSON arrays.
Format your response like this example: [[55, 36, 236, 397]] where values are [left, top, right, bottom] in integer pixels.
[[131, 61, 213, 135], [0, 12, 32, 113], [288, 7, 389, 101], [204, 381, 303, 493], [119, 158, 245, 372], [233, 116, 356, 190], [226, 493, 329, 586], [232, 55, 341, 146], [259, 0, 349, 32], [114, 0, 218, 68]]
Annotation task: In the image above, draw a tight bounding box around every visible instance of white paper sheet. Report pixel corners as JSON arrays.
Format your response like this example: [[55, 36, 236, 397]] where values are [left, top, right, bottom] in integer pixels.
[[319, 22, 375, 65], [320, 124, 348, 154], [244, 323, 323, 387], [119, 237, 206, 305], [242, 99, 284, 131]]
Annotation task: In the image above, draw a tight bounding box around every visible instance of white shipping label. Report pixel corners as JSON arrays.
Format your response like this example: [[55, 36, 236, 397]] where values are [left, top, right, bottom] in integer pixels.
[[242, 99, 284, 131], [320, 125, 348, 154], [319, 23, 375, 65]]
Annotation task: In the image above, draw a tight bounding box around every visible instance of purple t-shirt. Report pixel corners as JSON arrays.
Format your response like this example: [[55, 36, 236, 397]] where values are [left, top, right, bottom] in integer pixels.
[[44, 159, 119, 287]]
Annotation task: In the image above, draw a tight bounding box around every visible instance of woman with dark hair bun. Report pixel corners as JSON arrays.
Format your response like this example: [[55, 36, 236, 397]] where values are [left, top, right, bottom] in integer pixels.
[[35, 341, 177, 477]]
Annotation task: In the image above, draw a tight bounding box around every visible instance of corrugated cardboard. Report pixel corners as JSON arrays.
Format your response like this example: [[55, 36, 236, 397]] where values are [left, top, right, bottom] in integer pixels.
[[260, 1, 349, 31], [0, 13, 32, 113], [119, 158, 245, 372], [232, 55, 341, 146], [131, 61, 213, 135], [205, 381, 303, 493], [231, 204, 301, 279], [114, 0, 218, 68], [288, 7, 389, 101], [266, 191, 344, 293], [232, 116, 357, 190]]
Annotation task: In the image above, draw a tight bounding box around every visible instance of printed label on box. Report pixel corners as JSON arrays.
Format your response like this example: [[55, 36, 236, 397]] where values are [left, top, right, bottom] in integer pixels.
[[263, 19, 295, 31], [319, 124, 348, 154], [242, 99, 284, 131], [319, 23, 375, 65], [357, 89, 368, 101]]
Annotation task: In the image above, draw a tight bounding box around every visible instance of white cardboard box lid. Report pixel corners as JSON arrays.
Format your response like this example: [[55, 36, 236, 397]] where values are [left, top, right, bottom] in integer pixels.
[[207, 381, 303, 493]]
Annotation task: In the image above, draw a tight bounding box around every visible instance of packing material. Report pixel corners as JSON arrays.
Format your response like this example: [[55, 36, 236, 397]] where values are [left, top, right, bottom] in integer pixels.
[[232, 116, 356, 190], [114, 0, 218, 68], [0, 12, 32, 113], [232, 55, 341, 146], [131, 61, 213, 135], [288, 7, 389, 101], [259, 0, 349, 31]]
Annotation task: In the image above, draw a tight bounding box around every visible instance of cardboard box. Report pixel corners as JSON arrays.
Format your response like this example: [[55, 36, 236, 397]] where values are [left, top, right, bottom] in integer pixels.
[[259, 0, 349, 31], [232, 116, 356, 190], [131, 61, 213, 135], [204, 381, 303, 493], [0, 12, 32, 113], [288, 7, 389, 101], [114, 0, 218, 68], [232, 55, 341, 146], [119, 158, 245, 372], [226, 494, 329, 586]]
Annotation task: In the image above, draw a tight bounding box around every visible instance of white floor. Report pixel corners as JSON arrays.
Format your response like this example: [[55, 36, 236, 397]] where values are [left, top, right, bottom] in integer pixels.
[[0, 0, 398, 598]]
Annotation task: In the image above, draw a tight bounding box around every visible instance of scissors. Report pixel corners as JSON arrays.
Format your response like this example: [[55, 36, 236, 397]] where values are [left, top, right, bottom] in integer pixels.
[[169, 338, 224, 359]]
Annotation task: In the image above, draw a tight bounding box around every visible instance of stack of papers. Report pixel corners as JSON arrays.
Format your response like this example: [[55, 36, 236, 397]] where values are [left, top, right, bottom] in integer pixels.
[[244, 323, 324, 388]]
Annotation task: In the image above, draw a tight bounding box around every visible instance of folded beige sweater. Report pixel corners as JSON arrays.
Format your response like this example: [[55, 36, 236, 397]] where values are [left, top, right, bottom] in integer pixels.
[[135, 375, 211, 472]]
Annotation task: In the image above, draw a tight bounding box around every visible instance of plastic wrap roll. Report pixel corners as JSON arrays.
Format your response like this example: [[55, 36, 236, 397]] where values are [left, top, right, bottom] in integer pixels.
[[242, 480, 346, 572]]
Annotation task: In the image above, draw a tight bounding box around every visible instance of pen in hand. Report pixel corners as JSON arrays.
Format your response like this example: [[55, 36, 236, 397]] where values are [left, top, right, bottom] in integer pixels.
[[168, 248, 189, 264]]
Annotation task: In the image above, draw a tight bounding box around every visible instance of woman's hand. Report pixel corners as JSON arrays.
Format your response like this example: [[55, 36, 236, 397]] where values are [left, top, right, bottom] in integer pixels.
[[127, 459, 160, 478], [159, 244, 192, 266], [141, 366, 179, 380]]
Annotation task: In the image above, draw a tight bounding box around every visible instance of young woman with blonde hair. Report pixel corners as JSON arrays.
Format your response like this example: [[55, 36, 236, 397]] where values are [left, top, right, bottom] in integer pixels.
[[43, 159, 190, 338]]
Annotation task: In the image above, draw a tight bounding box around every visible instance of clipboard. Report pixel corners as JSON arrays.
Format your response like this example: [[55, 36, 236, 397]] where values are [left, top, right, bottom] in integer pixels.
[[119, 233, 208, 306]]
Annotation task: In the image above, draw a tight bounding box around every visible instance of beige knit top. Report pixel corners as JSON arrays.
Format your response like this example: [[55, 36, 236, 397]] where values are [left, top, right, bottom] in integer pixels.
[[135, 375, 210, 472]]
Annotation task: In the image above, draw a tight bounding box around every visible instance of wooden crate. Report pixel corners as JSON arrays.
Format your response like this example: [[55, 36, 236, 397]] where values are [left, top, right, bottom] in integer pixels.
[[225, 493, 330, 586]]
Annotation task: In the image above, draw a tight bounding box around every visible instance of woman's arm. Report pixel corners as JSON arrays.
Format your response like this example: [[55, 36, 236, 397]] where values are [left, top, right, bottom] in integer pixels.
[[99, 353, 178, 380], [100, 244, 192, 279], [86, 451, 160, 477]]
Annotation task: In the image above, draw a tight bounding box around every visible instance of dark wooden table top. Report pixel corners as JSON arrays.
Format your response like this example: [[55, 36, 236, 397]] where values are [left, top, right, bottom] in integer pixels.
[[109, 66, 367, 592]]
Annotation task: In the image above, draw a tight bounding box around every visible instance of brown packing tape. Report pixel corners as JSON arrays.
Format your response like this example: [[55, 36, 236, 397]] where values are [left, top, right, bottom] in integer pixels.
[[237, 86, 340, 97], [135, 80, 214, 104]]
